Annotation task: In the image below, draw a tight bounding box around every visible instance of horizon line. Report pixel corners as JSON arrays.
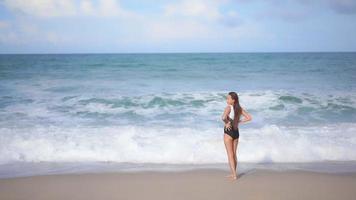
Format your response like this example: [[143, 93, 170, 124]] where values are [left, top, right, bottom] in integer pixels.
[[1, 50, 356, 55]]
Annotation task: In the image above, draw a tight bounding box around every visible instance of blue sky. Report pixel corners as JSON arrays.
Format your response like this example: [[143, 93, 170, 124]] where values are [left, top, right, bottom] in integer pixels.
[[0, 0, 356, 53]]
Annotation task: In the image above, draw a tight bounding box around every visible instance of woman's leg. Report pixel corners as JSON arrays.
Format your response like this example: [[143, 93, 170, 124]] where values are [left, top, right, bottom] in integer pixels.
[[224, 134, 237, 179], [233, 138, 239, 173]]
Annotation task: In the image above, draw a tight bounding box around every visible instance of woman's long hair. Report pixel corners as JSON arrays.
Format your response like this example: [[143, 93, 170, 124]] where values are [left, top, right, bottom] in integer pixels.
[[229, 91, 242, 131]]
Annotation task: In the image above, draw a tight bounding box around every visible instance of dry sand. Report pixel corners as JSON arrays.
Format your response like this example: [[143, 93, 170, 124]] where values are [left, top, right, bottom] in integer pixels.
[[1, 169, 356, 200]]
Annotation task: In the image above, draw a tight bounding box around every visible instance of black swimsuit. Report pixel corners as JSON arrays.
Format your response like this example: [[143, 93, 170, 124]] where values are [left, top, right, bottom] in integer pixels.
[[224, 119, 239, 139]]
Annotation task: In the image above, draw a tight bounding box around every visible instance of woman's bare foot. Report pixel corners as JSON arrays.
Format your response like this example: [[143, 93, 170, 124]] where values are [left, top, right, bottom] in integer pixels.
[[230, 174, 237, 181], [225, 174, 234, 178]]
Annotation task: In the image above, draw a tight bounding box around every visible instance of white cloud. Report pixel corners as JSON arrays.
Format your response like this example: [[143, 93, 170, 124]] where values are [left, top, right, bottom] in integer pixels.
[[327, 0, 356, 14], [143, 19, 214, 41], [108, 0, 238, 43], [115, 11, 265, 48], [235, 0, 356, 16], [254, 7, 312, 22], [0, 20, 10, 29], [2, 0, 77, 17], [46, 31, 67, 45], [218, 10, 244, 27], [79, 0, 96, 15], [1, 0, 138, 18], [163, 0, 222, 20], [0, 0, 268, 52], [162, 0, 243, 27], [84, 0, 137, 18], [0, 19, 72, 45]]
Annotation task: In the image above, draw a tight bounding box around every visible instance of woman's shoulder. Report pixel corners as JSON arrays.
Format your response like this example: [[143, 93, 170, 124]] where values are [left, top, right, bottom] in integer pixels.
[[225, 105, 232, 111]]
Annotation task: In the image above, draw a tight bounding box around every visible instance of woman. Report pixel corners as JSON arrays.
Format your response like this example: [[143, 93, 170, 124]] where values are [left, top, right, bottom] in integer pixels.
[[221, 91, 252, 181]]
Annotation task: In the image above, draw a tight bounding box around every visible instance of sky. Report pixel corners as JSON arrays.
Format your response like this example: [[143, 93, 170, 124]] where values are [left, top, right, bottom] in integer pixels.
[[0, 0, 356, 53]]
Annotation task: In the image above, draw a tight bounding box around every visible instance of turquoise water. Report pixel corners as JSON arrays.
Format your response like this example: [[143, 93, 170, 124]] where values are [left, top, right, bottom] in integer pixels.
[[0, 53, 356, 169]]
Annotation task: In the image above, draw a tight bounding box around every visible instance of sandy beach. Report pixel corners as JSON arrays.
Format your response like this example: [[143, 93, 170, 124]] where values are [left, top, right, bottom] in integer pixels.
[[1, 169, 356, 200], [1, 1, 356, 199]]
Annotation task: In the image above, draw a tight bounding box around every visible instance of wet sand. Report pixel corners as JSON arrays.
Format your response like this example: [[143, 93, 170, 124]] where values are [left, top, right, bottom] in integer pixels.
[[1, 168, 356, 200]]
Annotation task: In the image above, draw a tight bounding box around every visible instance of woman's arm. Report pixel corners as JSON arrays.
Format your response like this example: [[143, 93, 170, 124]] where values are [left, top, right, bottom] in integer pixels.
[[239, 107, 252, 124], [221, 105, 231, 124]]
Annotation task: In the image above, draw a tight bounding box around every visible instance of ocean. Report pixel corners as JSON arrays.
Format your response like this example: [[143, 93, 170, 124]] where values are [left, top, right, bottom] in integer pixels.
[[1, 52, 356, 178]]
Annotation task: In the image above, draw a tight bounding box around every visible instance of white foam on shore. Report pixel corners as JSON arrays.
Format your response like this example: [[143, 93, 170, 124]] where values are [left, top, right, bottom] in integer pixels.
[[1, 123, 356, 165]]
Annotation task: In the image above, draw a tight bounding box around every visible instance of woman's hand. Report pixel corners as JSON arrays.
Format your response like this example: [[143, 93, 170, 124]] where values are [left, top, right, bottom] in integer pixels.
[[238, 108, 252, 125], [224, 121, 232, 131]]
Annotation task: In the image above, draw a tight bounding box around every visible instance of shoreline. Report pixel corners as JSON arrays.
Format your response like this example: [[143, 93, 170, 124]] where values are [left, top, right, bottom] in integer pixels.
[[1, 168, 356, 200], [1, 160, 356, 179]]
